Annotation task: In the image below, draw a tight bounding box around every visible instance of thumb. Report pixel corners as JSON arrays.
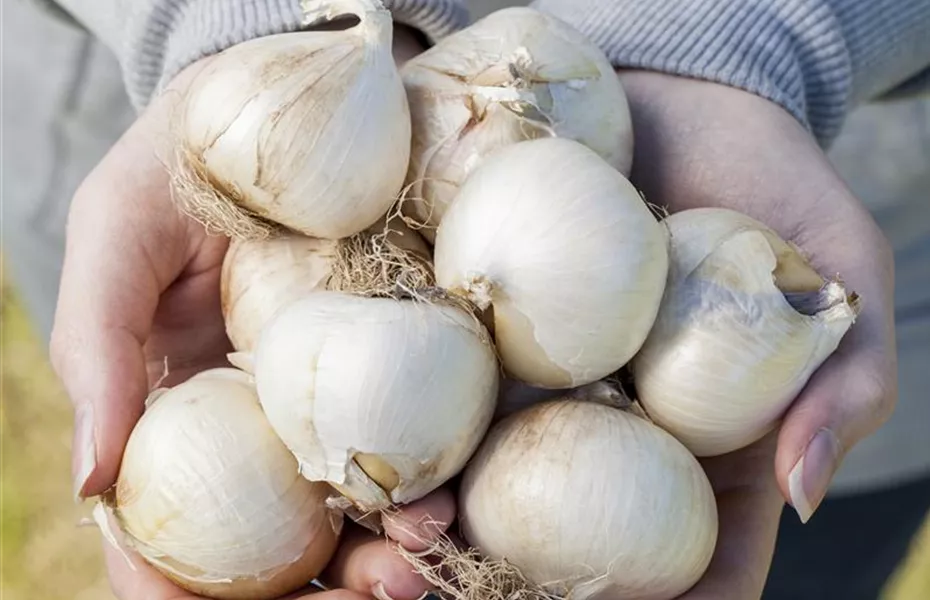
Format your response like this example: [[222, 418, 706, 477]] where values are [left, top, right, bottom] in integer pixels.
[[774, 307, 897, 523], [50, 113, 190, 499]]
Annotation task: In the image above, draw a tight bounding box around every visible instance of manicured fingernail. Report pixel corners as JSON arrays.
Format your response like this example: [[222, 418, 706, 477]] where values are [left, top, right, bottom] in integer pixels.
[[788, 428, 842, 523], [73, 403, 97, 499], [372, 582, 396, 600]]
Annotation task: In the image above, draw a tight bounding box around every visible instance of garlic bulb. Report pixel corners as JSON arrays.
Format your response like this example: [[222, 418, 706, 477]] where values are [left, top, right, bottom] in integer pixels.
[[434, 138, 668, 389], [175, 0, 410, 240], [401, 6, 633, 239], [460, 398, 718, 600], [252, 292, 499, 511], [221, 217, 430, 352], [111, 369, 341, 600], [632, 208, 860, 457]]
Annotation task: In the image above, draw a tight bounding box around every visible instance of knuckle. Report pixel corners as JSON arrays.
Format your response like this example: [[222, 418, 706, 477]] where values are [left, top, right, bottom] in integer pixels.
[[853, 369, 897, 431]]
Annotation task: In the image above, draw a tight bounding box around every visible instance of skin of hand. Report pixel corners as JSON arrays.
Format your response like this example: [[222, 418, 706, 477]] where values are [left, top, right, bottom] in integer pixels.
[[617, 71, 898, 599], [49, 25, 455, 600]]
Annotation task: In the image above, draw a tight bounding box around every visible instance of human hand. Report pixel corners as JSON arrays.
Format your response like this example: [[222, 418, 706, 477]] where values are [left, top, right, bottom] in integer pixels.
[[50, 26, 451, 600], [617, 71, 898, 598]]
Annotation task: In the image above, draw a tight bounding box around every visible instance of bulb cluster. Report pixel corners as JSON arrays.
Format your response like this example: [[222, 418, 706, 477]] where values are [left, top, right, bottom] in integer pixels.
[[101, 4, 859, 600]]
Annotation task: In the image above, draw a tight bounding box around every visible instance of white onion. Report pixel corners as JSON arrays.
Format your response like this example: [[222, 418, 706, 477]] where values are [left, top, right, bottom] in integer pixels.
[[251, 292, 499, 511], [633, 208, 860, 456], [434, 138, 668, 389], [460, 397, 718, 600], [111, 369, 341, 600], [175, 0, 410, 240]]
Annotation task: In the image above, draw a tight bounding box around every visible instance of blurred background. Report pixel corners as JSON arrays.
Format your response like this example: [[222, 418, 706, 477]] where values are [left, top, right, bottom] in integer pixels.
[[2, 0, 929, 598]]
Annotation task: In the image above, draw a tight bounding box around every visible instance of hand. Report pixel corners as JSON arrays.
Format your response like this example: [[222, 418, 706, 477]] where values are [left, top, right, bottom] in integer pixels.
[[617, 71, 898, 598], [50, 26, 451, 600]]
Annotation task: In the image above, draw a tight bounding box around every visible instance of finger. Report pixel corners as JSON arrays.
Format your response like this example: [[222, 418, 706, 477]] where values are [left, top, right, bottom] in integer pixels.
[[383, 487, 456, 551], [50, 113, 191, 500], [775, 217, 897, 523], [322, 523, 432, 600]]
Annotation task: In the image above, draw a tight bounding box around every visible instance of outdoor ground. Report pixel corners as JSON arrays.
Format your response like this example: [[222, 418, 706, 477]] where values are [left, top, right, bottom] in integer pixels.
[[1, 276, 929, 598]]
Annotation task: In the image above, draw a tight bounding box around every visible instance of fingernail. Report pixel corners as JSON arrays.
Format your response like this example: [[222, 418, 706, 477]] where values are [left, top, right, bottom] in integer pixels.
[[788, 428, 842, 523], [73, 403, 97, 500], [372, 582, 397, 600]]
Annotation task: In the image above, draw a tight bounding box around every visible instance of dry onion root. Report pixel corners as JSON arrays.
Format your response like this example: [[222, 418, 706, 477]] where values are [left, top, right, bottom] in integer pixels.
[[632, 208, 861, 456], [103, 369, 342, 600], [398, 385, 717, 600], [171, 0, 411, 240], [401, 6, 634, 240], [221, 214, 431, 352]]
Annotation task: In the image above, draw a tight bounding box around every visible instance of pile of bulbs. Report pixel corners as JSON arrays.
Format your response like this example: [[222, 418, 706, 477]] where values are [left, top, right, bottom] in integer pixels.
[[98, 2, 861, 599]]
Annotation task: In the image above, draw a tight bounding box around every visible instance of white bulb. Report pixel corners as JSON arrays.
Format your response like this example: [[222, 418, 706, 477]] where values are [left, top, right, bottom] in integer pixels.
[[434, 138, 668, 389], [460, 398, 718, 600], [112, 369, 341, 600], [252, 292, 499, 511], [176, 0, 410, 239], [633, 208, 859, 456]]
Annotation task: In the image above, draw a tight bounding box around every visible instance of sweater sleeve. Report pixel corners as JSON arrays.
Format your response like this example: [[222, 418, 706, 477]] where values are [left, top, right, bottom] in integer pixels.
[[530, 0, 930, 146], [53, 0, 469, 111]]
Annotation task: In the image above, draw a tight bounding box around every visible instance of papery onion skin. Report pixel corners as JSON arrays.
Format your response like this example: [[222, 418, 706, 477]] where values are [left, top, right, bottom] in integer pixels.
[[113, 369, 341, 600], [401, 6, 633, 240], [178, 0, 410, 240], [460, 399, 718, 600], [632, 207, 859, 457], [222, 233, 337, 352], [252, 292, 499, 511], [221, 217, 430, 352], [434, 137, 668, 389]]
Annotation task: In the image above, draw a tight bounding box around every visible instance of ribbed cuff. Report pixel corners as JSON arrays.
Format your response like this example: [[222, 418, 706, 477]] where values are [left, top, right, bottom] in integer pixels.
[[532, 0, 855, 145], [123, 0, 469, 110]]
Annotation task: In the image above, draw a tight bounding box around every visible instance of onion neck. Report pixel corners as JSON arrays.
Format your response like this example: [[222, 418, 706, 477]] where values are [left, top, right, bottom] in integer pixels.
[[300, 0, 393, 47], [760, 231, 860, 317]]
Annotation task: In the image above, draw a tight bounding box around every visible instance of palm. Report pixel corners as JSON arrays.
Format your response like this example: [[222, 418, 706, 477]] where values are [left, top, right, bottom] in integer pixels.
[[143, 231, 231, 388]]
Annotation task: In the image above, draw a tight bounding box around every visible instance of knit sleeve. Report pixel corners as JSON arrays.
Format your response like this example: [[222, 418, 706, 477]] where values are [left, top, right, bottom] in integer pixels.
[[530, 0, 930, 146], [54, 0, 469, 110]]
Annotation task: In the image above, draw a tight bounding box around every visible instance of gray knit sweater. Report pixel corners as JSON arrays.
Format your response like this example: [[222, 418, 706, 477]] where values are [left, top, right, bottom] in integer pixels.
[[48, 0, 930, 147]]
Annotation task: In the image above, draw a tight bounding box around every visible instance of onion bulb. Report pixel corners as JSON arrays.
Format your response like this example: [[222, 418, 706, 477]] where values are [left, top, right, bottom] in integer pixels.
[[460, 396, 718, 600], [434, 138, 668, 389], [108, 369, 341, 600], [251, 292, 499, 511], [221, 217, 430, 352], [401, 7, 633, 239], [174, 0, 410, 240], [632, 208, 860, 456]]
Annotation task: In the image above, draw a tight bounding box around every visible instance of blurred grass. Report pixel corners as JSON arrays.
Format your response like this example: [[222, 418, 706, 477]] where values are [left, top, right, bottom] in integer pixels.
[[0, 274, 927, 599], [1, 276, 115, 600]]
